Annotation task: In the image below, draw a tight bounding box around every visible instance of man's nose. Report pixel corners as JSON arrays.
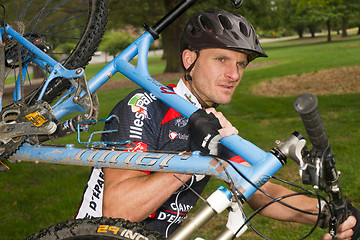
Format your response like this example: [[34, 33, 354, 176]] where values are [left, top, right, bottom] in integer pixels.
[[225, 64, 241, 81]]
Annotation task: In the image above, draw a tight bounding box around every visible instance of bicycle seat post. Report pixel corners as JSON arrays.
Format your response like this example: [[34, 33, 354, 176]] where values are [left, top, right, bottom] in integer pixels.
[[145, 0, 196, 40]]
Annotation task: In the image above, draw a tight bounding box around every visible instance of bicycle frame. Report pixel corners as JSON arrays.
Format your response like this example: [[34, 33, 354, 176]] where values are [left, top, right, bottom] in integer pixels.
[[0, 0, 315, 239], [4, 22, 290, 198]]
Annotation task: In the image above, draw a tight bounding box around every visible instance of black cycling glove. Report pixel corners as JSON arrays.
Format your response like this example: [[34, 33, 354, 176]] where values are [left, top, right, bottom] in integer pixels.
[[188, 109, 222, 155]]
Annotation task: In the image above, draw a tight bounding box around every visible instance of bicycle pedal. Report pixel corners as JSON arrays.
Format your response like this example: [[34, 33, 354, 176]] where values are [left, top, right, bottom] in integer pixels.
[[0, 160, 10, 172]]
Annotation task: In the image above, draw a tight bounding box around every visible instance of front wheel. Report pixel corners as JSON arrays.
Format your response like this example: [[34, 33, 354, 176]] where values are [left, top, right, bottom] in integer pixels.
[[26, 217, 166, 240]]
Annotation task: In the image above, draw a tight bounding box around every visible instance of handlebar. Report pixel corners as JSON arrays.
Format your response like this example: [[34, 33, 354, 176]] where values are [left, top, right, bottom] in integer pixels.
[[293, 93, 330, 153], [294, 93, 349, 237]]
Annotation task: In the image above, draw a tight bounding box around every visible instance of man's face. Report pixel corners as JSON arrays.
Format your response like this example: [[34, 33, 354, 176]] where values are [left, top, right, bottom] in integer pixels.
[[185, 48, 248, 106]]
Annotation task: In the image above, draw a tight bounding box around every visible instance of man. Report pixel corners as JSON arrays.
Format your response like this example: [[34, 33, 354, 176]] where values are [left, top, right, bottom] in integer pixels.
[[76, 9, 359, 239]]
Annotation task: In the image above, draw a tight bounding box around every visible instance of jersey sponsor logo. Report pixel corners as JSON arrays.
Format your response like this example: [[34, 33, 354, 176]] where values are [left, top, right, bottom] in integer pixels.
[[81, 169, 104, 219], [157, 211, 187, 225], [168, 130, 189, 140], [127, 93, 156, 139], [170, 202, 192, 212], [174, 117, 188, 127], [126, 141, 148, 152], [184, 93, 197, 106], [156, 203, 193, 225], [169, 131, 178, 140]]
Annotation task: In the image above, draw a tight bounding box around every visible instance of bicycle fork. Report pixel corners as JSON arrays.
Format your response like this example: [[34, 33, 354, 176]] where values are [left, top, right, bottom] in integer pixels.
[[168, 186, 247, 240]]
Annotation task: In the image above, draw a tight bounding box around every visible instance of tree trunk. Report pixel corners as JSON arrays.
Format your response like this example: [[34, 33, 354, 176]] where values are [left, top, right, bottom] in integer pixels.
[[341, 17, 347, 37], [327, 20, 332, 42], [297, 29, 303, 38], [357, 25, 360, 35], [309, 25, 316, 38], [162, 0, 187, 73]]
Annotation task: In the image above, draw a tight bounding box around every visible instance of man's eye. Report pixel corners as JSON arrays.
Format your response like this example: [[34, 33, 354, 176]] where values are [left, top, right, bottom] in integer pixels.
[[237, 62, 246, 68], [217, 57, 225, 62]]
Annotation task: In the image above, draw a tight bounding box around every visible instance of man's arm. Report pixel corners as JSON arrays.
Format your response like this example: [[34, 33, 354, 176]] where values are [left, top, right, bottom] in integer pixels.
[[247, 181, 318, 224], [102, 168, 191, 222], [248, 181, 357, 239]]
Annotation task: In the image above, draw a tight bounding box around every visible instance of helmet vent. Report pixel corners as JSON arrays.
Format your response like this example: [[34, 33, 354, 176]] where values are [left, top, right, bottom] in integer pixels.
[[218, 15, 232, 30], [199, 15, 215, 32], [239, 22, 250, 37], [231, 31, 240, 40], [190, 25, 197, 36]]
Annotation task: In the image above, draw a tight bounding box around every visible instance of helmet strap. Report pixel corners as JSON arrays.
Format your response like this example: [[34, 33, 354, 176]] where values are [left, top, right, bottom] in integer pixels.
[[183, 50, 199, 82]]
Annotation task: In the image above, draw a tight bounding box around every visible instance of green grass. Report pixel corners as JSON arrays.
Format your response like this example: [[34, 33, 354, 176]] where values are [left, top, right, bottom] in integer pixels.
[[1, 34, 360, 239]]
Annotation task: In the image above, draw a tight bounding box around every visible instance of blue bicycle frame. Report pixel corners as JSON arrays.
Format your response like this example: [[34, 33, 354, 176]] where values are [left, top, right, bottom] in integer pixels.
[[2, 0, 289, 202]]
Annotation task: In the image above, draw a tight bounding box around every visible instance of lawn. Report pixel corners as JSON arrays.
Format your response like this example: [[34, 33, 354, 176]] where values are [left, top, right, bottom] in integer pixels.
[[0, 33, 360, 240]]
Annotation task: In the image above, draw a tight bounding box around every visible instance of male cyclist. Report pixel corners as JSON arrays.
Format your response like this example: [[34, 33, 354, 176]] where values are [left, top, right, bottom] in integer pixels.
[[76, 9, 359, 239]]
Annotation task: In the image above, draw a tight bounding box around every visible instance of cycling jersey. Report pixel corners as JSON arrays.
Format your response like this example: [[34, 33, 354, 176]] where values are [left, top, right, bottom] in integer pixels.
[[75, 79, 244, 237]]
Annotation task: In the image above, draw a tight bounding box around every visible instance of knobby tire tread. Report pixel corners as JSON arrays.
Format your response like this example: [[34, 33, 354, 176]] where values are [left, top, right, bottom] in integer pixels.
[[26, 217, 166, 240]]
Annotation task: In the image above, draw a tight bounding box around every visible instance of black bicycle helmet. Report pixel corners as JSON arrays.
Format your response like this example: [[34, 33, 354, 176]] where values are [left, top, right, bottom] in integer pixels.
[[180, 9, 267, 62]]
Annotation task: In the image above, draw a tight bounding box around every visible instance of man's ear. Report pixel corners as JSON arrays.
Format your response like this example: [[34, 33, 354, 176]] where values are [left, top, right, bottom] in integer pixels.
[[182, 49, 197, 70]]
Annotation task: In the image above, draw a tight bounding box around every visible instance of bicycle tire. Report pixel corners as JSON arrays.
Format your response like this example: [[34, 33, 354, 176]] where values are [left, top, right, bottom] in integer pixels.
[[2, 0, 108, 105], [26, 217, 166, 240]]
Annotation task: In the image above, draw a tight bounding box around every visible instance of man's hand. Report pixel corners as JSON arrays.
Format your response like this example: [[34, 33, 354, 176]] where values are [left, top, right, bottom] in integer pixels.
[[322, 216, 357, 240], [188, 108, 238, 155], [321, 202, 360, 240], [205, 108, 238, 137]]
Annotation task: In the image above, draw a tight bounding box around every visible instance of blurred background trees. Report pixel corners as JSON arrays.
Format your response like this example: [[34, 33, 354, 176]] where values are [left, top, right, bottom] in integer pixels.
[[5, 0, 358, 72], [104, 0, 360, 72]]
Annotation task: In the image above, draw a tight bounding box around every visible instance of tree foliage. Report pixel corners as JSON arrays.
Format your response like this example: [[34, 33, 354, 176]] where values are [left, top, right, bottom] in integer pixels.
[[3, 0, 360, 73], [289, 0, 360, 40], [99, 31, 137, 58], [11, 0, 355, 72]]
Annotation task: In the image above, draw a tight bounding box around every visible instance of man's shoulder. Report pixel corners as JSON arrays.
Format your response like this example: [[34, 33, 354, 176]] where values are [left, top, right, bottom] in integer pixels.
[[111, 88, 170, 117]]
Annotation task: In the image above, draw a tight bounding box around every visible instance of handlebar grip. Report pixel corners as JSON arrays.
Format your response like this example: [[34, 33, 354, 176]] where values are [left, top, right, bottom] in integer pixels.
[[293, 93, 329, 153]]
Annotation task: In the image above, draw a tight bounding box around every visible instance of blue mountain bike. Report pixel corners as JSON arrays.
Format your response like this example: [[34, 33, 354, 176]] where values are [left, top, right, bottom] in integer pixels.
[[0, 0, 353, 239]]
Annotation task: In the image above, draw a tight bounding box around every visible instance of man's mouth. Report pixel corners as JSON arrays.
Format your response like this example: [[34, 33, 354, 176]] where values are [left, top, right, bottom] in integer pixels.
[[219, 84, 234, 89]]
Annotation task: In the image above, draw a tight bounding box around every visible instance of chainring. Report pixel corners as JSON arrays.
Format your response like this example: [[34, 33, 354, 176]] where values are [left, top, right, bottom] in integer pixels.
[[0, 101, 56, 161], [0, 102, 26, 160]]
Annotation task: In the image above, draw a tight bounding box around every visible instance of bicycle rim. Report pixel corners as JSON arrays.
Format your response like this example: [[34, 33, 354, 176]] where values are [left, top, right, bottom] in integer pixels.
[[1, 0, 108, 105]]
